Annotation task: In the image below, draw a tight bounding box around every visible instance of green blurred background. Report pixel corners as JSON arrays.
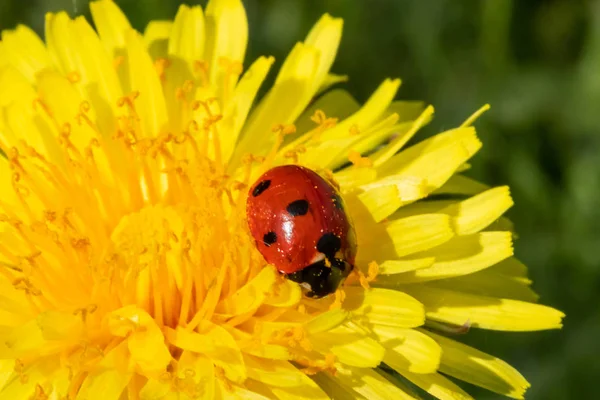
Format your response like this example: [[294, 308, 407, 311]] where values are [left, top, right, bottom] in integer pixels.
[[1, 0, 596, 398]]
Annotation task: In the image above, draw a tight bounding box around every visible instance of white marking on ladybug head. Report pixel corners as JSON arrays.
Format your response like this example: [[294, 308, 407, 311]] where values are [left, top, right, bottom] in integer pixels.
[[309, 253, 325, 265]]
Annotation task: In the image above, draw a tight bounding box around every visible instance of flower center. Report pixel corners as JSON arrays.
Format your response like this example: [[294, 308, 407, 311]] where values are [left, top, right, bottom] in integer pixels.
[[0, 84, 306, 383]]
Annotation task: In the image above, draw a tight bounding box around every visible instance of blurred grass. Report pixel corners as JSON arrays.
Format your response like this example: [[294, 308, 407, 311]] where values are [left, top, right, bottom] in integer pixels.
[[1, 0, 598, 399]]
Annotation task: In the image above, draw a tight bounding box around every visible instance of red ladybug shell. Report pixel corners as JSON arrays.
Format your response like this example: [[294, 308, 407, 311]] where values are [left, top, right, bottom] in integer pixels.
[[246, 165, 356, 276]]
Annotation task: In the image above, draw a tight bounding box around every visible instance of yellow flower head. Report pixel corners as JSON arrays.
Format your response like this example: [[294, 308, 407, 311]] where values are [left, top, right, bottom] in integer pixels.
[[0, 1, 564, 399]]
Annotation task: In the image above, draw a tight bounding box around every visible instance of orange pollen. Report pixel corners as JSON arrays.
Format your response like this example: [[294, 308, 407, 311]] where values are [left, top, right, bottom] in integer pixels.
[[329, 289, 346, 310], [14, 359, 28, 383], [67, 71, 81, 83], [193, 60, 210, 86], [311, 109, 338, 129], [271, 123, 297, 136], [113, 55, 125, 69], [154, 58, 171, 81], [297, 353, 338, 376], [283, 150, 299, 163], [349, 124, 361, 135], [367, 261, 379, 282], [218, 57, 244, 76], [32, 384, 48, 400], [348, 150, 372, 167], [214, 366, 233, 391]]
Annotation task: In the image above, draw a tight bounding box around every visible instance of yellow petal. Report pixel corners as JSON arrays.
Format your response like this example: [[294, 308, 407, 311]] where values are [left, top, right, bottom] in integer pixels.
[[166, 326, 218, 353], [339, 118, 410, 167], [240, 377, 329, 400], [386, 100, 427, 122], [218, 381, 274, 399], [263, 278, 302, 308], [335, 166, 377, 189], [357, 176, 428, 222], [442, 186, 513, 235], [139, 378, 171, 400], [304, 309, 349, 334], [105, 306, 171, 374], [270, 383, 330, 400], [0, 319, 45, 358], [216, 266, 276, 316], [316, 366, 417, 400], [0, 66, 58, 159], [356, 214, 454, 265], [168, 5, 205, 61], [144, 21, 172, 59], [426, 268, 539, 303], [78, 368, 132, 400], [388, 214, 455, 257], [0, 359, 14, 391], [45, 12, 122, 135], [204, 0, 248, 95], [391, 197, 514, 234], [242, 343, 292, 361], [176, 351, 215, 399], [125, 29, 169, 137], [378, 127, 482, 191], [36, 310, 83, 341], [198, 321, 246, 383], [381, 232, 513, 283], [289, 88, 359, 142], [0, 42, 6, 67], [489, 257, 529, 278], [355, 183, 402, 223], [0, 358, 60, 399], [378, 258, 435, 275], [297, 134, 368, 170], [144, 20, 172, 45], [311, 323, 385, 368], [402, 371, 474, 400], [376, 369, 424, 399], [321, 78, 400, 141], [373, 325, 441, 373], [424, 329, 530, 399], [166, 322, 246, 383], [128, 325, 171, 375], [245, 356, 312, 388], [316, 73, 348, 95], [344, 287, 424, 328], [436, 174, 489, 196], [310, 371, 363, 399], [90, 0, 132, 56], [232, 42, 319, 165], [402, 286, 565, 331], [0, 25, 50, 82], [36, 69, 97, 150], [304, 14, 343, 93], [75, 340, 133, 396], [279, 79, 399, 171], [370, 105, 434, 167], [221, 56, 274, 162]]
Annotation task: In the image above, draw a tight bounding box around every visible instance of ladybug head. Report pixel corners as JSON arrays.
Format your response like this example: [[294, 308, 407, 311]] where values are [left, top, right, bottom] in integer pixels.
[[286, 258, 353, 298]]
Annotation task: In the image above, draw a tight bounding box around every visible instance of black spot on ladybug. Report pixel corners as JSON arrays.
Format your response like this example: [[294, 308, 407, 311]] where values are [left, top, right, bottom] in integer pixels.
[[252, 180, 271, 197], [263, 231, 277, 247], [286, 199, 309, 216], [331, 194, 343, 210], [316, 233, 341, 258]]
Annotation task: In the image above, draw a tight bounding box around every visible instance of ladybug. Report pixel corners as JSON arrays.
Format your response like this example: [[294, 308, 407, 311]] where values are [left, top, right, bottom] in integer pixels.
[[246, 165, 356, 298]]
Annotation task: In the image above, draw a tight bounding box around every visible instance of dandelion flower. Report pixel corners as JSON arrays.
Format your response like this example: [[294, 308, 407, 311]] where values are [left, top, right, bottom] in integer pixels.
[[0, 1, 564, 399]]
